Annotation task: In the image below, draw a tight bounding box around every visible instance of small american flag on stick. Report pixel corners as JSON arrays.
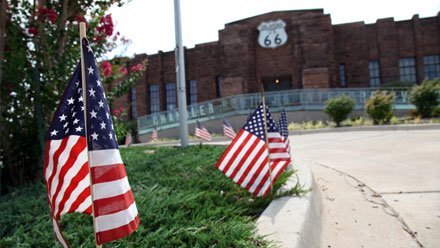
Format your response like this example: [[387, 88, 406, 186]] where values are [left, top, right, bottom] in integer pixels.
[[215, 103, 290, 197], [44, 36, 139, 247], [125, 133, 133, 146], [150, 127, 158, 142], [195, 120, 212, 141], [278, 108, 291, 155], [223, 118, 236, 140]]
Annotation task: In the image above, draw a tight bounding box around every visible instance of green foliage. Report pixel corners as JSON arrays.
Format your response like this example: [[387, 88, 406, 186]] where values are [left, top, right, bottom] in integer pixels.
[[432, 106, 440, 117], [0, 0, 140, 192], [409, 80, 440, 117], [365, 91, 395, 125], [324, 95, 355, 127], [0, 146, 294, 247]]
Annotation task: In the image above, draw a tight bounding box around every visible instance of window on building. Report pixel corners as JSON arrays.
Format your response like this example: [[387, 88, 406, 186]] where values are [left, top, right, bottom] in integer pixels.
[[130, 87, 137, 118], [166, 82, 176, 110], [423, 55, 440, 80], [150, 84, 160, 113], [189, 80, 197, 105], [339, 64, 347, 87], [369, 61, 381, 87], [215, 75, 221, 98], [399, 57, 417, 83]]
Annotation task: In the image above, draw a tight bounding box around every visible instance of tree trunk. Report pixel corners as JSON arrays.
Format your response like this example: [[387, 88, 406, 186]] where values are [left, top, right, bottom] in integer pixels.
[[0, 0, 9, 194]]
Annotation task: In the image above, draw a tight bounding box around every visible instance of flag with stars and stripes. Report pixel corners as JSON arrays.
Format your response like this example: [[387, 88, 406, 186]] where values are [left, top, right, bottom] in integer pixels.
[[278, 108, 291, 155], [44, 38, 139, 247], [195, 120, 212, 141], [150, 127, 158, 142], [223, 118, 236, 140], [215, 104, 291, 197]]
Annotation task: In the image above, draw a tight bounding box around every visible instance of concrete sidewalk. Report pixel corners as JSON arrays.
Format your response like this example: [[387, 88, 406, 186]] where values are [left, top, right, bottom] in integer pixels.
[[294, 129, 440, 248]]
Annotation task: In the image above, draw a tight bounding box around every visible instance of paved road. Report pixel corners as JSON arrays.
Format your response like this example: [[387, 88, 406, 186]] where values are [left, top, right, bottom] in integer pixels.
[[292, 130, 440, 248]]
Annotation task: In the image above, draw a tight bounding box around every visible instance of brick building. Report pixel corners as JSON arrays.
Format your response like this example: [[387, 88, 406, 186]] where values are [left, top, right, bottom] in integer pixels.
[[113, 9, 440, 119]]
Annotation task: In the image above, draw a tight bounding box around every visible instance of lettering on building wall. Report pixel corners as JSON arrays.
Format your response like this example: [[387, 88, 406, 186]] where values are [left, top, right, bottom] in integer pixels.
[[144, 90, 411, 129]]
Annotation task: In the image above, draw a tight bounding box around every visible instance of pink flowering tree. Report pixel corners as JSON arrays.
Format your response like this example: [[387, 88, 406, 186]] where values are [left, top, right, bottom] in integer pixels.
[[0, 0, 141, 190]]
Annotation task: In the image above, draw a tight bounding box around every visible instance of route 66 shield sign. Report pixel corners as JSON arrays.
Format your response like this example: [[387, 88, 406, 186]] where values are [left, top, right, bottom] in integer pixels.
[[257, 19, 288, 49]]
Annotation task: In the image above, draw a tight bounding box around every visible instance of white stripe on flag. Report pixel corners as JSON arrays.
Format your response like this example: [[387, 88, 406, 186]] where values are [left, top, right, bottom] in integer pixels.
[[53, 148, 88, 216], [270, 153, 291, 159], [232, 141, 265, 183], [60, 174, 91, 216], [225, 135, 258, 177], [268, 142, 287, 149], [49, 136, 81, 197], [248, 165, 269, 194], [52, 218, 68, 248], [241, 149, 269, 188], [89, 149, 123, 167], [45, 139, 63, 180], [76, 195, 92, 213], [93, 177, 131, 200], [218, 132, 249, 171], [95, 202, 138, 232]]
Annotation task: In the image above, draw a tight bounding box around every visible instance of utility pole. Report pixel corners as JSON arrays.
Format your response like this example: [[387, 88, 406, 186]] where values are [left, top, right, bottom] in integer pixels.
[[173, 0, 189, 147]]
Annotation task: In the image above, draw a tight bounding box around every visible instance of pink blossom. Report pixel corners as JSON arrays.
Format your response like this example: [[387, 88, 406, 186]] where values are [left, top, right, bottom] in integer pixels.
[[28, 27, 38, 36], [119, 67, 128, 75], [101, 61, 112, 77], [130, 63, 142, 72], [97, 14, 114, 37], [113, 109, 121, 116], [38, 7, 57, 24]]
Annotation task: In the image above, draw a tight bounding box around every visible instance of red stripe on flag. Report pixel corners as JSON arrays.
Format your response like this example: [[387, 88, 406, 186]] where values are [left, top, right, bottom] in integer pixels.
[[96, 215, 140, 245], [220, 133, 253, 174], [55, 161, 89, 218], [93, 190, 135, 217], [46, 138, 69, 197], [228, 138, 260, 179], [67, 186, 91, 214], [91, 163, 127, 184], [51, 138, 87, 217], [236, 144, 267, 186], [244, 157, 269, 195]]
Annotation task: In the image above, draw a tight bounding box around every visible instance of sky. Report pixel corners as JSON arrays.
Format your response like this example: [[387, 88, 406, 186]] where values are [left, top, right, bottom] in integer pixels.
[[109, 0, 440, 58]]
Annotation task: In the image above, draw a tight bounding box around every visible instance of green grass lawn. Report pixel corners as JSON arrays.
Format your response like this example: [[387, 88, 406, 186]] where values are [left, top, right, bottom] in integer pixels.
[[0, 145, 289, 247]]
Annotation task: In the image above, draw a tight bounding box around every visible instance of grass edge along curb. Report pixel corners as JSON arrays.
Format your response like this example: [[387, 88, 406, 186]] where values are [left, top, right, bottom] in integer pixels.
[[0, 145, 295, 247]]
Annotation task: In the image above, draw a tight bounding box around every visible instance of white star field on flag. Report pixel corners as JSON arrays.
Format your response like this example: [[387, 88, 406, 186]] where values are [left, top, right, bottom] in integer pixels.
[[48, 41, 118, 151], [243, 104, 277, 141]]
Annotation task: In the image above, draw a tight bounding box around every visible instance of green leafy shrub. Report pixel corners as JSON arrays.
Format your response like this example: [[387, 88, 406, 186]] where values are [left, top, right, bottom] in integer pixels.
[[365, 91, 395, 125], [432, 106, 440, 117], [409, 80, 440, 117], [324, 95, 355, 127]]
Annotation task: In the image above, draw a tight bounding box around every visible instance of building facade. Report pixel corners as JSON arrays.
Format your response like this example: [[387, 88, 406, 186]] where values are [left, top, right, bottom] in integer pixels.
[[113, 9, 440, 119]]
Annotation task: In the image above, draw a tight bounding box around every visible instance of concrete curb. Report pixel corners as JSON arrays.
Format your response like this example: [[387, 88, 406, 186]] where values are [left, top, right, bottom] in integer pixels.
[[289, 123, 440, 136], [125, 124, 440, 148], [256, 160, 322, 248]]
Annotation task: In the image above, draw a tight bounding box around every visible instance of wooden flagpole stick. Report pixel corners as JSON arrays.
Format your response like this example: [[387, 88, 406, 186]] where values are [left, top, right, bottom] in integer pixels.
[[260, 84, 274, 195], [79, 22, 103, 248]]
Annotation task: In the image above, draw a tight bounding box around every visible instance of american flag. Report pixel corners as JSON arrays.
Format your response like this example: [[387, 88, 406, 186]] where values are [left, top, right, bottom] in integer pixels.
[[44, 38, 139, 247], [215, 104, 291, 197], [195, 120, 212, 141], [125, 133, 132, 146], [223, 118, 236, 140], [278, 108, 291, 155], [150, 127, 158, 142]]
